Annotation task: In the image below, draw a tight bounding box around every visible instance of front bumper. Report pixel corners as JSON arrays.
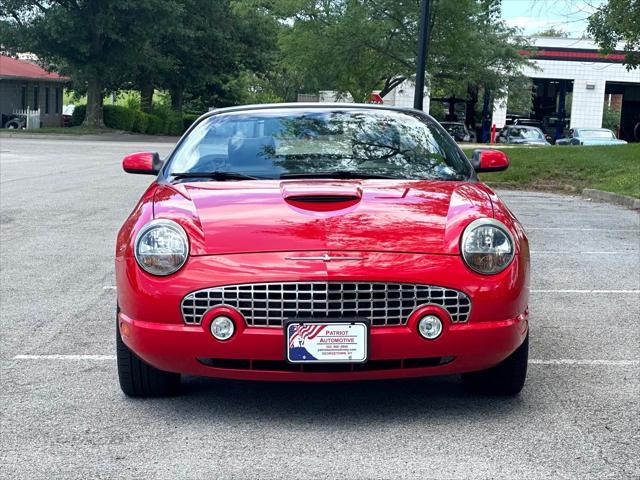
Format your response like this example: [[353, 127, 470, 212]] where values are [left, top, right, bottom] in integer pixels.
[[120, 310, 528, 381], [116, 251, 529, 381]]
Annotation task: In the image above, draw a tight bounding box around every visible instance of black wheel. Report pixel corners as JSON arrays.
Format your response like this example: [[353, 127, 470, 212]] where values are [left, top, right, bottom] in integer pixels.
[[116, 317, 181, 397], [462, 333, 528, 396]]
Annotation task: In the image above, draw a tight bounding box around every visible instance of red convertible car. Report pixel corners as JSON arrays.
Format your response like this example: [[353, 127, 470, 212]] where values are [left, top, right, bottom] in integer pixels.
[[116, 104, 530, 397]]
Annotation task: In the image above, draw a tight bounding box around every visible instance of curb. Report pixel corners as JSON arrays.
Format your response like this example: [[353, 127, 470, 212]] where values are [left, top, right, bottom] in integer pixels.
[[582, 189, 640, 210], [0, 132, 179, 143]]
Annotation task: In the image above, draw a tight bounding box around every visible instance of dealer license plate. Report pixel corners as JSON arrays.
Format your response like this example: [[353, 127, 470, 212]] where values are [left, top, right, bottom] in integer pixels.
[[286, 321, 368, 363]]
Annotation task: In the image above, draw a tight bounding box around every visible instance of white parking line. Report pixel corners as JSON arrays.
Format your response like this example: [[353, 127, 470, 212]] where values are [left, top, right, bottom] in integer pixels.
[[10, 355, 639, 366], [529, 359, 639, 366], [526, 227, 639, 232], [530, 251, 638, 255], [531, 289, 639, 293], [103, 286, 116, 291], [13, 354, 116, 360]]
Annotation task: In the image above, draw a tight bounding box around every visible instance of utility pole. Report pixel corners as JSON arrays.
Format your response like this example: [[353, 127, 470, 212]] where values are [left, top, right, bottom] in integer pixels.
[[413, 0, 431, 110]]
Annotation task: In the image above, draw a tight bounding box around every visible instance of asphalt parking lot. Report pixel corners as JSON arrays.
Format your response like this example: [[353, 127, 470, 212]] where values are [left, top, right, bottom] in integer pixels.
[[1, 136, 639, 479]]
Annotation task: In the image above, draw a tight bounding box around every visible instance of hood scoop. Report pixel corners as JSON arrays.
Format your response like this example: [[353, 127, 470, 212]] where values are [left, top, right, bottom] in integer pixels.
[[281, 181, 362, 210], [286, 194, 360, 203]]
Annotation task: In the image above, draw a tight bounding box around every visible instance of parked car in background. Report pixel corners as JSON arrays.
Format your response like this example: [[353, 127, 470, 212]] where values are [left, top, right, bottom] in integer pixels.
[[512, 118, 554, 143], [556, 128, 627, 146], [441, 121, 475, 142], [1, 113, 26, 129], [116, 104, 530, 398], [62, 105, 75, 127], [497, 126, 550, 146]]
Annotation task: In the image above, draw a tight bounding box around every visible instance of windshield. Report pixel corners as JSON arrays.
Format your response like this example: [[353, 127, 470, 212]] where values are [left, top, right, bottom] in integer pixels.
[[166, 108, 472, 180], [511, 127, 544, 139], [580, 129, 615, 139]]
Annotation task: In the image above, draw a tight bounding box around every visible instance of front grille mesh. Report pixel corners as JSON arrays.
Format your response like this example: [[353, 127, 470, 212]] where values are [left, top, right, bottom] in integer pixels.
[[181, 282, 471, 327]]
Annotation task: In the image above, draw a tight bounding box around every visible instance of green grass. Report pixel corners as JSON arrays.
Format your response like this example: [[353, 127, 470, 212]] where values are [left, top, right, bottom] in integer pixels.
[[464, 144, 640, 199]]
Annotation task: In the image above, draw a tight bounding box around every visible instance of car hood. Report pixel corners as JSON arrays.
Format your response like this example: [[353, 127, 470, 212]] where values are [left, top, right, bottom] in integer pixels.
[[152, 180, 494, 256], [580, 139, 627, 145], [510, 139, 547, 145]]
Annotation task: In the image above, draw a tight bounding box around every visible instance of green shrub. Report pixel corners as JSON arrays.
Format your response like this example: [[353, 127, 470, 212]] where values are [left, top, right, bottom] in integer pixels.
[[70, 105, 86, 126], [160, 115, 172, 134], [182, 113, 200, 132], [146, 114, 164, 135], [132, 110, 149, 133], [166, 114, 184, 136], [68, 103, 199, 135], [116, 91, 141, 110], [602, 104, 621, 131], [103, 105, 136, 131]]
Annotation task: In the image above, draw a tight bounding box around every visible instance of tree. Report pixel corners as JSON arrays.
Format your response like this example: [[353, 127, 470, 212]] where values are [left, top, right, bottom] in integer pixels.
[[588, 0, 640, 70], [1, 0, 179, 126], [136, 0, 238, 113], [269, 0, 528, 134], [535, 27, 569, 38], [150, 0, 279, 112]]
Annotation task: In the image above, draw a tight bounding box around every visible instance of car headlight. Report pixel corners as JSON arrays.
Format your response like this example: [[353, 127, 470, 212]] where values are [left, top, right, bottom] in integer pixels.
[[461, 218, 515, 274], [134, 219, 189, 276]]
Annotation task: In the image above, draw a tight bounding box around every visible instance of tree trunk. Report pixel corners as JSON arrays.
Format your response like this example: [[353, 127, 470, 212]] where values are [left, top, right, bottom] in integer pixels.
[[140, 82, 154, 113], [466, 83, 479, 135], [83, 77, 104, 128], [481, 88, 492, 143], [170, 86, 184, 112]]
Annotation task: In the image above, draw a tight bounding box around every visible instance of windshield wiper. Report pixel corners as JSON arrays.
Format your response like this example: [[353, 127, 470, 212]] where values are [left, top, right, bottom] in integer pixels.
[[280, 170, 402, 180], [171, 171, 268, 181]]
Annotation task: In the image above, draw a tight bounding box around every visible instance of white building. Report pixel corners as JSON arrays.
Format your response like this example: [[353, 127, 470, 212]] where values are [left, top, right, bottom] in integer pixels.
[[377, 80, 429, 111], [493, 37, 640, 140], [302, 36, 639, 141], [310, 81, 429, 112]]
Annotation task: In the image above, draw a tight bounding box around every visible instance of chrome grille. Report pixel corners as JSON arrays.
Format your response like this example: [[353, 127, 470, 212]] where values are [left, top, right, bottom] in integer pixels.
[[181, 282, 471, 327]]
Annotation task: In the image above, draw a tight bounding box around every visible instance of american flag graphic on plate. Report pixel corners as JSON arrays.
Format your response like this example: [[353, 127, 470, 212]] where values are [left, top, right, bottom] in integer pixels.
[[288, 323, 326, 348]]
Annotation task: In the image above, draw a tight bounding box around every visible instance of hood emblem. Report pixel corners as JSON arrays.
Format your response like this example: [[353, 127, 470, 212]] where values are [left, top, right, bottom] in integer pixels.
[[285, 254, 364, 262]]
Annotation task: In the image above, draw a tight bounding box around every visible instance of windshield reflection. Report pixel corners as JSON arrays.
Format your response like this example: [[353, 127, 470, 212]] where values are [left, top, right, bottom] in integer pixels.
[[167, 108, 472, 181]]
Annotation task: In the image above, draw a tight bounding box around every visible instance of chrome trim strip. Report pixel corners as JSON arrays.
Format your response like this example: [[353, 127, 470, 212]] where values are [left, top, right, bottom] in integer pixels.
[[284, 254, 364, 262]]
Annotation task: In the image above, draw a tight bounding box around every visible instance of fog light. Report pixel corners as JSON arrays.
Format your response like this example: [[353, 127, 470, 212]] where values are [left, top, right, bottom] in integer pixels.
[[418, 315, 443, 340], [210, 316, 235, 341]]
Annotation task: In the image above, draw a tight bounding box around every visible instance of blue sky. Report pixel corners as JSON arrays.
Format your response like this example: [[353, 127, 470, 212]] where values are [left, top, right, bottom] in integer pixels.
[[501, 0, 605, 37]]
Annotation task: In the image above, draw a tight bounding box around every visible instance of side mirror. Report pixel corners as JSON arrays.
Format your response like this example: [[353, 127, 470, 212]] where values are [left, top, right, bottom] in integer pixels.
[[122, 151, 162, 175], [470, 149, 509, 173]]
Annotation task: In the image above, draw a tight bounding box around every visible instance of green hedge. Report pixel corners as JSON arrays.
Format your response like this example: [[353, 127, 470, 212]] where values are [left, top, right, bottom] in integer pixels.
[[183, 114, 200, 132], [69, 104, 200, 135], [132, 110, 149, 133], [103, 105, 136, 131], [166, 115, 184, 136], [146, 114, 164, 135], [70, 105, 86, 126]]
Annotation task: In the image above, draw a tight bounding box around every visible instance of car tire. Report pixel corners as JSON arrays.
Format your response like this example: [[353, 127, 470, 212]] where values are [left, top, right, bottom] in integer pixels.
[[462, 333, 528, 396], [116, 316, 181, 397], [4, 120, 21, 129]]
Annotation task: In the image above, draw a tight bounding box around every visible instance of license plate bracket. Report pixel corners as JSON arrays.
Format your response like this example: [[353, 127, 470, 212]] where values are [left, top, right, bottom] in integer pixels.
[[285, 320, 368, 364]]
